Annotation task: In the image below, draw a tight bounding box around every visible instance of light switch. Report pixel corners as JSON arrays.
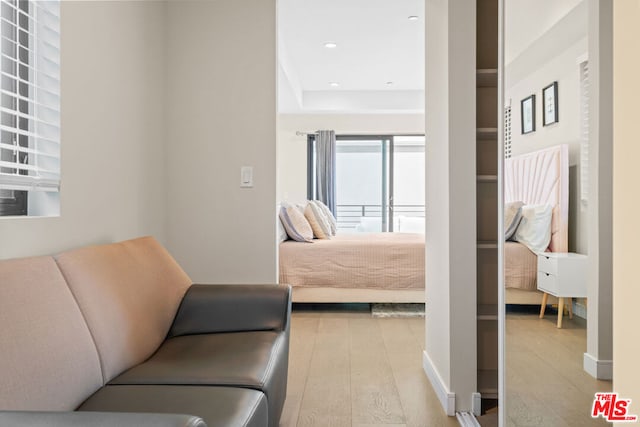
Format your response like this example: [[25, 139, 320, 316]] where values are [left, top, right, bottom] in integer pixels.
[[240, 166, 253, 188]]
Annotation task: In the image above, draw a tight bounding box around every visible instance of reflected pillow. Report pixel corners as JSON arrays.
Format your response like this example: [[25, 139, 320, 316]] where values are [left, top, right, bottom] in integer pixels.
[[514, 204, 553, 253], [504, 201, 524, 240], [279, 205, 313, 242]]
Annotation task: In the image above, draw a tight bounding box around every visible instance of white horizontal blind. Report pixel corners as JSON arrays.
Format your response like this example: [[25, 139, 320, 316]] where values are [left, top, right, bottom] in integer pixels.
[[0, 0, 60, 192], [579, 60, 589, 204], [504, 104, 512, 159]]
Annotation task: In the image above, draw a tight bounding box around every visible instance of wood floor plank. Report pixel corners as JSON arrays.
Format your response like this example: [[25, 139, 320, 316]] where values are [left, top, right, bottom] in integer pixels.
[[352, 424, 408, 427], [280, 316, 320, 427], [379, 319, 459, 427], [506, 313, 612, 427], [349, 318, 406, 425], [296, 317, 352, 427]]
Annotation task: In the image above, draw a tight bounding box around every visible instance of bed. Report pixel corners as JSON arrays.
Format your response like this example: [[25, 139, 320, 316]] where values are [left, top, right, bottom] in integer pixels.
[[279, 232, 425, 303], [504, 144, 569, 304]]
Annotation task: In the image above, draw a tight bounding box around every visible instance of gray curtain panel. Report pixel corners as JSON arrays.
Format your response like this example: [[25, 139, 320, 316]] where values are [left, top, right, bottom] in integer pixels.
[[315, 130, 337, 215]]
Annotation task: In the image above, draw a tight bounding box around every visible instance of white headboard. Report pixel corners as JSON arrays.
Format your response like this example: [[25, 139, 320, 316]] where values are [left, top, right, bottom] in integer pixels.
[[505, 144, 569, 253]]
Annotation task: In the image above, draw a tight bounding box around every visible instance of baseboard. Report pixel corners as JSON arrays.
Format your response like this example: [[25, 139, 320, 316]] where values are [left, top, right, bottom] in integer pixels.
[[572, 300, 587, 320], [472, 392, 482, 416], [456, 411, 481, 427], [423, 350, 456, 416], [584, 352, 613, 380]]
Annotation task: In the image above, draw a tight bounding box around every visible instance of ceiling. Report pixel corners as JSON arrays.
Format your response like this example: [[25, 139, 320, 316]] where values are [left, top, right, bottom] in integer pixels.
[[278, 0, 425, 114], [505, 0, 584, 64]]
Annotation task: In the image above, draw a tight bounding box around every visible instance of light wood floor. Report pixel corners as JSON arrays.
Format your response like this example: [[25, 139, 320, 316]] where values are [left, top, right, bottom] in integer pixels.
[[506, 311, 612, 427], [280, 307, 458, 427]]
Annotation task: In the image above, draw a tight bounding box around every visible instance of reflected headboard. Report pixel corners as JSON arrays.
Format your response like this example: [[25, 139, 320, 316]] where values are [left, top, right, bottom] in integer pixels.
[[504, 144, 569, 253]]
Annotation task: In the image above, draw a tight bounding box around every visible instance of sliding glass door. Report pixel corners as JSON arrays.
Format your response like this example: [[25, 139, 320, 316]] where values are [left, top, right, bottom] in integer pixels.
[[309, 135, 424, 233], [334, 136, 390, 232]]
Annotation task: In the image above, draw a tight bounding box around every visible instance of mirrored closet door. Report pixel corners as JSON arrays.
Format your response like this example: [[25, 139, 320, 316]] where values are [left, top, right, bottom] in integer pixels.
[[501, 1, 613, 425]]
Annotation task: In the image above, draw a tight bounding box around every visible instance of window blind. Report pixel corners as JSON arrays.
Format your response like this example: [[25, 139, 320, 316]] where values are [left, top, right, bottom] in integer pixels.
[[580, 60, 589, 204], [504, 104, 512, 159], [0, 0, 60, 192]]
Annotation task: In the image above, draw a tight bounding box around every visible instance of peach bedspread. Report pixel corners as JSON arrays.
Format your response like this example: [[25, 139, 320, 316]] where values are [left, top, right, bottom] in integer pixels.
[[279, 233, 425, 290], [505, 241, 538, 291]]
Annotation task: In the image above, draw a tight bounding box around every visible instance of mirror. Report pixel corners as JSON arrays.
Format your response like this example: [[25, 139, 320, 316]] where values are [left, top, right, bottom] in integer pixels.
[[502, 1, 613, 425]]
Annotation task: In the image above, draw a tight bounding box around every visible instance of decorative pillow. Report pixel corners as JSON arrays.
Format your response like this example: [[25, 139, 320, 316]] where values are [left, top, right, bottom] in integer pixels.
[[304, 203, 332, 239], [276, 205, 288, 243], [504, 201, 524, 240], [514, 204, 553, 253], [279, 205, 313, 242], [311, 200, 337, 236]]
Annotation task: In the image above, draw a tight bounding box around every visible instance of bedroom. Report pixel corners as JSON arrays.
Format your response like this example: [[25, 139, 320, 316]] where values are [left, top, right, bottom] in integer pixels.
[[276, 0, 427, 304], [0, 1, 637, 426]]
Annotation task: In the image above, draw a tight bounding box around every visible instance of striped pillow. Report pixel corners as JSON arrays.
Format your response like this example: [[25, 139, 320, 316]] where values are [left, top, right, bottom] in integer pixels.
[[311, 200, 337, 236], [304, 203, 332, 239], [279, 206, 314, 242]]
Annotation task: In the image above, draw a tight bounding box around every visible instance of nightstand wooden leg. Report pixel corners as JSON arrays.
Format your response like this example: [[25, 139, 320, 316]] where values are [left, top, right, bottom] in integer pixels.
[[568, 297, 573, 319], [557, 297, 564, 328], [539, 293, 548, 318]]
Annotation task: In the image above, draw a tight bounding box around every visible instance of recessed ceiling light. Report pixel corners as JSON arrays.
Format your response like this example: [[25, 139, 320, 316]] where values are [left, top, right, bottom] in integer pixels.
[[324, 42, 338, 49], [329, 82, 340, 87], [408, 15, 419, 21]]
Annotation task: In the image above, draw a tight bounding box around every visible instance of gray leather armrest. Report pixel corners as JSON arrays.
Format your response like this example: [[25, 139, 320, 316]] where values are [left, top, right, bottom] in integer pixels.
[[0, 411, 206, 427], [168, 284, 292, 338]]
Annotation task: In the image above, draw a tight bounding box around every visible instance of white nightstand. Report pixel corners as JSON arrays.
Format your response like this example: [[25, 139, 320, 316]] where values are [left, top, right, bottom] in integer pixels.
[[537, 252, 588, 328]]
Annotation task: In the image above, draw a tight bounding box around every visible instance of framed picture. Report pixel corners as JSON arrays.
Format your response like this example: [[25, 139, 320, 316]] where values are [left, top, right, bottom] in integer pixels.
[[543, 81, 558, 126], [521, 94, 536, 134]]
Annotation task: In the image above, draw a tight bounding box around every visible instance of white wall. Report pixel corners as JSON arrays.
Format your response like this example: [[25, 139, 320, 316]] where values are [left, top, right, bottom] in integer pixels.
[[277, 113, 424, 203], [164, 0, 278, 284], [0, 1, 167, 259], [423, 0, 477, 415], [613, 0, 640, 403], [506, 1, 588, 253], [505, 0, 583, 64], [584, 0, 613, 380]]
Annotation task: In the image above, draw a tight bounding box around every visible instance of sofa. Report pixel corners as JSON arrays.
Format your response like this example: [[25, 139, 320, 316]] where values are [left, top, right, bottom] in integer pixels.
[[0, 236, 291, 427]]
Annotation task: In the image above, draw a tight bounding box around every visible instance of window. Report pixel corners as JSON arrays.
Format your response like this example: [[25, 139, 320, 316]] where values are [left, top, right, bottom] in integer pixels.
[[308, 134, 425, 233], [0, 0, 60, 216]]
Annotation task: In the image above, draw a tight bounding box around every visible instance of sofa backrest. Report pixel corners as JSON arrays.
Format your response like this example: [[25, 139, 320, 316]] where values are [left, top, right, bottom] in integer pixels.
[[55, 236, 192, 383], [0, 256, 103, 411]]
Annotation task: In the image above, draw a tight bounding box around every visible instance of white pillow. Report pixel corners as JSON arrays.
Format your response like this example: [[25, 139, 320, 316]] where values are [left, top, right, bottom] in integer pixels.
[[310, 200, 337, 235], [279, 205, 314, 242], [514, 204, 553, 253], [276, 205, 288, 243]]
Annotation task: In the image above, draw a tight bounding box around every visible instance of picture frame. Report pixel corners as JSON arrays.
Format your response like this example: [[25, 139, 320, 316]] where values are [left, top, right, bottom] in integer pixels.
[[521, 94, 536, 134], [543, 81, 558, 126]]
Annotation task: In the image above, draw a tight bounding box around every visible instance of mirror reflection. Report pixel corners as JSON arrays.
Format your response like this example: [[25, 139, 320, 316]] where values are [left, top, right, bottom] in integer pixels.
[[503, 1, 612, 425]]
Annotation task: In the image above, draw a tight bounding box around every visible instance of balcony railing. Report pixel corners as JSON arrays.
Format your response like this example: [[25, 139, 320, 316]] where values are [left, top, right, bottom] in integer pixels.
[[336, 204, 425, 231]]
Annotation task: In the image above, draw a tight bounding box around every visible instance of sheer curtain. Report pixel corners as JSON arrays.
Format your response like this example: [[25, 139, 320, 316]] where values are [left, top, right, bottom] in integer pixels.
[[315, 130, 336, 215]]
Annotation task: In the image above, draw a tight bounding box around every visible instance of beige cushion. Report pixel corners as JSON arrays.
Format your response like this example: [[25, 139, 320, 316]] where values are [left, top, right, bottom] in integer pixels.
[[279, 205, 313, 242], [0, 256, 102, 410], [304, 203, 331, 239], [311, 200, 337, 235], [55, 236, 192, 383]]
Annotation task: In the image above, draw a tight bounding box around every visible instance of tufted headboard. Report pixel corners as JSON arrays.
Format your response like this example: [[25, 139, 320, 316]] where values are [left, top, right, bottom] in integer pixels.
[[504, 144, 569, 253]]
